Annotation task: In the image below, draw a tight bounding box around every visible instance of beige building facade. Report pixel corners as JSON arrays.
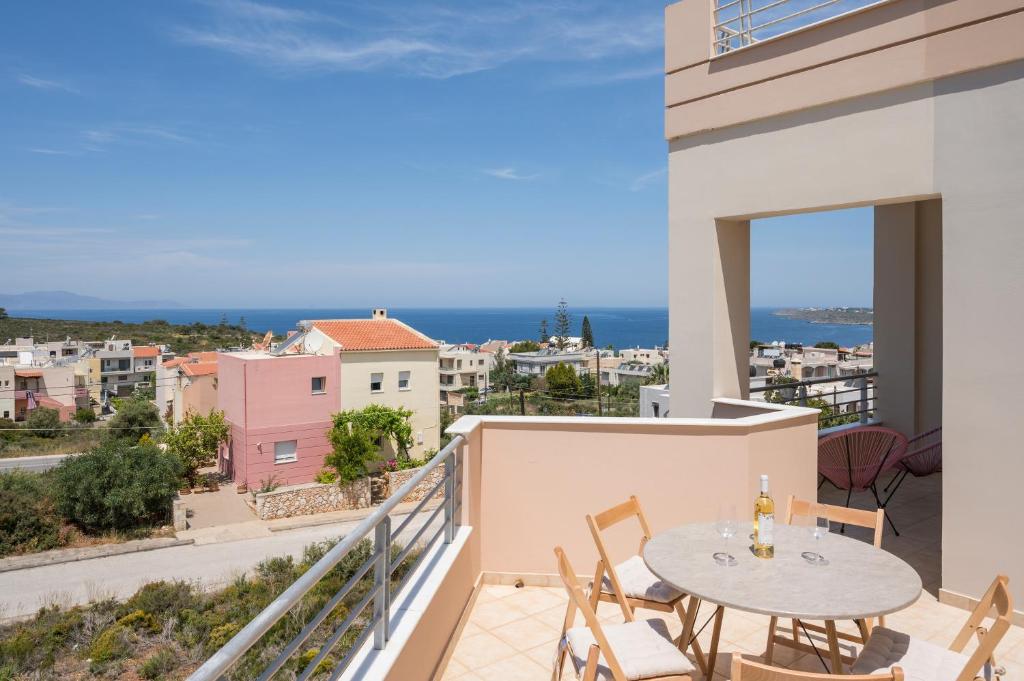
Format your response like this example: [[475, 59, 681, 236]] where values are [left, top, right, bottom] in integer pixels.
[[665, 0, 1024, 611], [303, 313, 441, 459]]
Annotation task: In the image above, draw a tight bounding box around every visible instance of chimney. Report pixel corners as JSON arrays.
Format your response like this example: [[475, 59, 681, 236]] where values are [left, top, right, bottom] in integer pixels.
[[372, 308, 388, 320]]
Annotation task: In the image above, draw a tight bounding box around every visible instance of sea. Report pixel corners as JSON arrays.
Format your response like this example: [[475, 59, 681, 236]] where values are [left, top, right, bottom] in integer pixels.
[[9, 307, 873, 349]]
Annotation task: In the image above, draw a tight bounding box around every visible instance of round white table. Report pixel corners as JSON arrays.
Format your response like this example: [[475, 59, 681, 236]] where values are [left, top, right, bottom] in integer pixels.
[[643, 522, 922, 675]]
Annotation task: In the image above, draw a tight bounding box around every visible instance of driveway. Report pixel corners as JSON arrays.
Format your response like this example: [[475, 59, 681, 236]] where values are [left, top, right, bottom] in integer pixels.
[[0, 510, 434, 621]]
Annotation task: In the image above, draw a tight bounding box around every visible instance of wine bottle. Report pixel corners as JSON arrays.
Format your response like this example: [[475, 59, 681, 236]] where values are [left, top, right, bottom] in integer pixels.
[[753, 474, 775, 559]]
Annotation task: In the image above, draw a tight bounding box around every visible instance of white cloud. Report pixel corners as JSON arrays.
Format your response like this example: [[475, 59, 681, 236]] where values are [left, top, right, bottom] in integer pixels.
[[629, 167, 667, 192], [173, 0, 663, 80], [27, 148, 76, 156], [16, 74, 78, 93], [483, 167, 538, 181], [80, 125, 194, 150]]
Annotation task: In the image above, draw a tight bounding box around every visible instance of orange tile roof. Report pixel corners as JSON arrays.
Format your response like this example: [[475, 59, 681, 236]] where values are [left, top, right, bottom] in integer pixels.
[[133, 346, 160, 358], [163, 357, 188, 369], [311, 319, 437, 352], [182, 362, 218, 377]]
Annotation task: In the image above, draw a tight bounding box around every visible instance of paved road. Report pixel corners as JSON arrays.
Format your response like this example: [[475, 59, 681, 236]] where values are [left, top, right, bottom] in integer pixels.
[[0, 511, 433, 621], [0, 453, 76, 473]]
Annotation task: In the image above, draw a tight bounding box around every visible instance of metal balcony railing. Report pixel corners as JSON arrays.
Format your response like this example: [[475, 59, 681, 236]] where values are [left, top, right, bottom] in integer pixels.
[[188, 435, 465, 681], [713, 0, 889, 55], [749, 370, 877, 429]]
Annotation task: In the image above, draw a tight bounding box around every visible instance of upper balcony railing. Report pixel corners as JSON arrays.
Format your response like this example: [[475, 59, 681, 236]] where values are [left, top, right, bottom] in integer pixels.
[[713, 0, 889, 55]]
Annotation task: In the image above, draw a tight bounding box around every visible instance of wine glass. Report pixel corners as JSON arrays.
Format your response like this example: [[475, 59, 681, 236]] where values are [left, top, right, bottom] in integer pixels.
[[713, 505, 738, 567], [802, 516, 830, 565]]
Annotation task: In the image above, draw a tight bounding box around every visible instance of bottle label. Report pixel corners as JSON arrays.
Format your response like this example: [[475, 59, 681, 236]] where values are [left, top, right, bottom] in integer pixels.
[[758, 513, 774, 545]]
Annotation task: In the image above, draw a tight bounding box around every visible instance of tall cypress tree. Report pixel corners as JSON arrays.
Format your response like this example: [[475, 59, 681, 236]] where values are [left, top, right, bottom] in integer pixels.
[[581, 315, 594, 348], [538, 319, 549, 345]]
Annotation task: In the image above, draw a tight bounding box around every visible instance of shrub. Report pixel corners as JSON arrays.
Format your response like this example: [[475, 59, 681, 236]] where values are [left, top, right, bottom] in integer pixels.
[[139, 646, 178, 679], [0, 417, 19, 441], [545, 362, 582, 399], [74, 407, 97, 424], [105, 395, 162, 443], [314, 468, 338, 484], [0, 470, 66, 557], [88, 622, 131, 667], [120, 581, 200, 621], [26, 407, 62, 438], [54, 439, 183, 532], [325, 423, 378, 484]]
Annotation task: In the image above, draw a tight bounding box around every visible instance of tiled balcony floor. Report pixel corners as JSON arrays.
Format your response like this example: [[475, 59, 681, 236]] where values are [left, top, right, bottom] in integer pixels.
[[442, 474, 1024, 680]]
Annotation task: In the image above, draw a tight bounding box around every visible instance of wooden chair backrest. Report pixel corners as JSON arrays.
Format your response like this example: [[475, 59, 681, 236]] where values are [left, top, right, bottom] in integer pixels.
[[554, 546, 627, 681], [586, 495, 653, 618], [732, 656, 903, 680], [950, 574, 1013, 681], [786, 495, 885, 547]]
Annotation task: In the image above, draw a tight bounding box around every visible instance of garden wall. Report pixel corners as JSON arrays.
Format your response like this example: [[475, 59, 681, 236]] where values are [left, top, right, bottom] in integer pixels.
[[387, 464, 446, 503], [255, 478, 371, 520]]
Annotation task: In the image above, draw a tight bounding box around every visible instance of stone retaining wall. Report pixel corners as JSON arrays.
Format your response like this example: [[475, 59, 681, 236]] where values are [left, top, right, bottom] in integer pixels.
[[255, 478, 371, 520], [388, 463, 446, 503]]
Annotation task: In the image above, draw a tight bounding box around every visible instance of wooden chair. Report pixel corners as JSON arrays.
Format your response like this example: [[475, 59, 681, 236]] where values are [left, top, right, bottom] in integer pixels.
[[852, 574, 1012, 681], [552, 547, 696, 681], [765, 495, 886, 666], [586, 496, 712, 673], [733, 656, 903, 680]]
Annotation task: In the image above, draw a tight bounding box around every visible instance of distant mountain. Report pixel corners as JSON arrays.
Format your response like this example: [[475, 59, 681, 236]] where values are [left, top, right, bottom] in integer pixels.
[[0, 290, 182, 310]]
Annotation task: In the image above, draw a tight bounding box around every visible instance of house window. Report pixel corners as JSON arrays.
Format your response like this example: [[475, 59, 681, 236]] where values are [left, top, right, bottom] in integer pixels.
[[398, 371, 410, 390], [370, 373, 383, 392], [652, 403, 660, 418], [274, 440, 298, 464], [118, 375, 128, 382], [2, 411, 8, 419], [311, 376, 326, 394]]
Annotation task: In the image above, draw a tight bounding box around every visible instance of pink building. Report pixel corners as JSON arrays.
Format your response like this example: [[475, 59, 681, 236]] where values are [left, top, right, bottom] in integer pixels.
[[217, 351, 340, 488]]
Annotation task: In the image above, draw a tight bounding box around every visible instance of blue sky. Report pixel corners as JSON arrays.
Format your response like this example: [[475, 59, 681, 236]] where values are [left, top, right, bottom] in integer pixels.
[[1, 0, 871, 308]]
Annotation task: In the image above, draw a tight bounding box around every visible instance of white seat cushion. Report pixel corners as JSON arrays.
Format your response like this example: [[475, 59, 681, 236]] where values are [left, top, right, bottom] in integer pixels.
[[601, 555, 683, 604], [852, 627, 978, 681], [564, 618, 696, 681]]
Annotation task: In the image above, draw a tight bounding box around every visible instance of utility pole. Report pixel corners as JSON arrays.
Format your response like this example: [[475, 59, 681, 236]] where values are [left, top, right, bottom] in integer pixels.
[[519, 389, 526, 416], [596, 350, 603, 416]]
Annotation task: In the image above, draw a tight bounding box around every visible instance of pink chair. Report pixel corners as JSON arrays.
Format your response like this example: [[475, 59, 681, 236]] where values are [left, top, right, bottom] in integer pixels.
[[817, 426, 909, 535], [882, 426, 942, 504]]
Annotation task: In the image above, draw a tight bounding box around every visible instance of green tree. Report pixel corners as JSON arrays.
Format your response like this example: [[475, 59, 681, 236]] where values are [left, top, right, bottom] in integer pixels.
[[55, 439, 183, 532], [328, 405, 414, 462], [508, 340, 540, 353], [325, 422, 378, 484], [814, 341, 840, 349], [545, 363, 582, 399], [581, 315, 594, 348], [579, 371, 597, 399], [646, 363, 670, 385], [74, 408, 97, 424], [106, 395, 162, 443], [553, 299, 571, 350], [26, 407, 63, 438], [750, 340, 762, 349], [164, 410, 230, 486], [0, 307, 7, 320], [538, 319, 549, 345]]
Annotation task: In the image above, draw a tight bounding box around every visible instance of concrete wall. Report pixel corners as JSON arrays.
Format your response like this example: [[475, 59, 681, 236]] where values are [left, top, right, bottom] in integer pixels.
[[339, 349, 441, 458], [667, 49, 1024, 605], [180, 374, 218, 421], [452, 404, 818, 578]]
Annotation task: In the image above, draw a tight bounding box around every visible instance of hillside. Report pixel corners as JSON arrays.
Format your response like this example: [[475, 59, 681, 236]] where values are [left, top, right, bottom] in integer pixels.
[[0, 316, 271, 355], [0, 290, 181, 310]]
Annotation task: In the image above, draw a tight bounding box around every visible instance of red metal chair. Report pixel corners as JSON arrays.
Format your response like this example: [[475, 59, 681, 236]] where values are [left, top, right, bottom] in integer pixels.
[[882, 426, 942, 504], [817, 426, 909, 535]]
